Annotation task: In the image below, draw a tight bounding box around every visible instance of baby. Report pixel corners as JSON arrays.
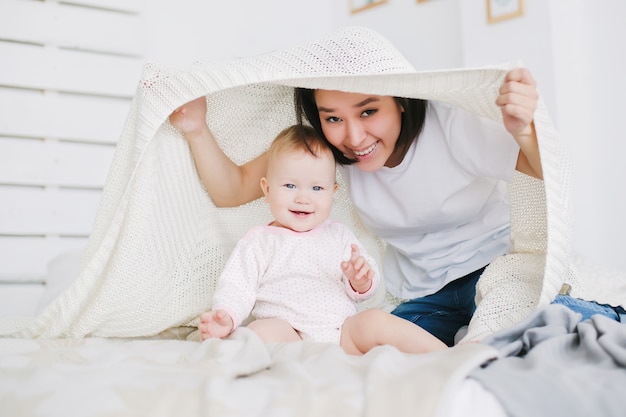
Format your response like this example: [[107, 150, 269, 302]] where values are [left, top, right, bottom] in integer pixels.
[[198, 125, 445, 355]]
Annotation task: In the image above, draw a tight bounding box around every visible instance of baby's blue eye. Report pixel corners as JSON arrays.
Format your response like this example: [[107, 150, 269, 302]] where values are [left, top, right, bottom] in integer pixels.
[[285, 184, 295, 189], [312, 186, 323, 191]]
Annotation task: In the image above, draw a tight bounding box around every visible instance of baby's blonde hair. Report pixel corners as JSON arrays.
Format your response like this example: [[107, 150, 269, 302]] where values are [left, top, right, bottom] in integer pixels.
[[267, 125, 335, 166]]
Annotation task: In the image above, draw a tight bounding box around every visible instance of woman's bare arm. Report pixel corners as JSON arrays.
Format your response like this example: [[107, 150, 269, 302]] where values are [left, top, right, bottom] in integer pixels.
[[514, 122, 542, 180], [169, 97, 268, 207]]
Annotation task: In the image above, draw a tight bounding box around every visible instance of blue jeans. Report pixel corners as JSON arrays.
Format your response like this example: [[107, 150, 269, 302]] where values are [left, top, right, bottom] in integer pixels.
[[391, 267, 485, 347], [551, 294, 626, 322]]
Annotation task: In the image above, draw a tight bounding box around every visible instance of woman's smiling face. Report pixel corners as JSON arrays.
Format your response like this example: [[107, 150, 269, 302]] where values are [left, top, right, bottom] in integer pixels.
[[314, 90, 405, 171]]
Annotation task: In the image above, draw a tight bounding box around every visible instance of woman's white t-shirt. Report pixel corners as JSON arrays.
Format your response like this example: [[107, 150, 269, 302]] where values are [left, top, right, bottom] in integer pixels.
[[339, 101, 520, 299]]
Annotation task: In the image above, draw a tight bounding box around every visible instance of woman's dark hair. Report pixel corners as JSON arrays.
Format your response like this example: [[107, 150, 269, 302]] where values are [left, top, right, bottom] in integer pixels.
[[294, 87, 428, 165]]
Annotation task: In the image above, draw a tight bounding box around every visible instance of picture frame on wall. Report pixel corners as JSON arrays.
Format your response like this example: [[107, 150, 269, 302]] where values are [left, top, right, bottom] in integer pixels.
[[487, 0, 524, 24], [350, 0, 388, 14]]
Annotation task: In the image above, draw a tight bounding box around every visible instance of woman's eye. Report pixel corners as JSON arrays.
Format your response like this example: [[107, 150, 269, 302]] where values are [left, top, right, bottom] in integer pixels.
[[325, 116, 340, 123], [361, 109, 376, 117]]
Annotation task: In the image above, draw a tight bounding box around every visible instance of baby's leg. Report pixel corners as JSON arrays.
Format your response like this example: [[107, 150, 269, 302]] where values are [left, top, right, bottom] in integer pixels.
[[340, 308, 447, 355], [247, 318, 302, 343]]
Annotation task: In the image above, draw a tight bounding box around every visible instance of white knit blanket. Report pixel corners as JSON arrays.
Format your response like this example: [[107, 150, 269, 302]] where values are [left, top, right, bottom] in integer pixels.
[[1, 26, 622, 340]]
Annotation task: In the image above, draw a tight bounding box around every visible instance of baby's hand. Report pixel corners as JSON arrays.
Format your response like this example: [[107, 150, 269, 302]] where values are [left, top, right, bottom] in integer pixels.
[[168, 96, 208, 138], [342, 244, 374, 294], [198, 309, 234, 340]]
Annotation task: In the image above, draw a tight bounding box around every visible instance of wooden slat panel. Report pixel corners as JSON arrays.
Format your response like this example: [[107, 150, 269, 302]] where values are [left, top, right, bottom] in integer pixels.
[[0, 0, 143, 56], [0, 137, 114, 188], [0, 0, 144, 302], [0, 284, 45, 318], [0, 88, 130, 143], [0, 41, 144, 97], [60, 0, 143, 14], [0, 236, 87, 282], [0, 186, 102, 235]]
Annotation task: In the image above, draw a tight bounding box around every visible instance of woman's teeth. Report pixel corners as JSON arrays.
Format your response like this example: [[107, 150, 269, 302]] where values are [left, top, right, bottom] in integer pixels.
[[354, 142, 376, 156]]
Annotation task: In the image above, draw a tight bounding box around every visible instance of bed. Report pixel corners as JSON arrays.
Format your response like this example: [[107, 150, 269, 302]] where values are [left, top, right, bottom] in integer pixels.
[[1, 26, 625, 417]]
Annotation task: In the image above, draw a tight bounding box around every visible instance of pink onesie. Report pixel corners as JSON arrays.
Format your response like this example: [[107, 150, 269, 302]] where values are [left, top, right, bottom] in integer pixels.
[[212, 220, 379, 344]]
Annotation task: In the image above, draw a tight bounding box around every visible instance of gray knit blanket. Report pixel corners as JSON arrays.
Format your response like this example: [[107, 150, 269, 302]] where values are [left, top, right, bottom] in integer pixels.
[[471, 304, 626, 417]]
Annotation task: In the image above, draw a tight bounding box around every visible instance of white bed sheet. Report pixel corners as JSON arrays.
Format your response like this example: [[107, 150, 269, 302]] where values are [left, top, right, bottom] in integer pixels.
[[0, 329, 503, 417]]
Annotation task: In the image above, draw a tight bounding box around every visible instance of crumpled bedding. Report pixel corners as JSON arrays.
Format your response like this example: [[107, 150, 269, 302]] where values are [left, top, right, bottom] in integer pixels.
[[0, 330, 499, 417], [3, 304, 625, 417], [470, 304, 626, 417]]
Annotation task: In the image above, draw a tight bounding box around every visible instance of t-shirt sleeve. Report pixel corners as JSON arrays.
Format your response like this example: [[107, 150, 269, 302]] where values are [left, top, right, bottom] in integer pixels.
[[436, 101, 520, 181]]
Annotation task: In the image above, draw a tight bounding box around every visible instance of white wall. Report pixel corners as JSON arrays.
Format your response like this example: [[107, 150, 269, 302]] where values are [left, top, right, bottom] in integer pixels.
[[140, 0, 463, 69], [579, 1, 626, 272], [0, 0, 145, 316], [141, 0, 335, 65], [336, 0, 463, 70]]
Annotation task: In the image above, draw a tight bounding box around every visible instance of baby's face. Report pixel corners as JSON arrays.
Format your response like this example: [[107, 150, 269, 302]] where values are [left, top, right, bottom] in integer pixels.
[[261, 149, 337, 232]]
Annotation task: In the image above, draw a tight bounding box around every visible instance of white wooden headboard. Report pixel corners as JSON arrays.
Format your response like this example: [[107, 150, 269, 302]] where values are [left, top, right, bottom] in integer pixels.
[[0, 0, 145, 317]]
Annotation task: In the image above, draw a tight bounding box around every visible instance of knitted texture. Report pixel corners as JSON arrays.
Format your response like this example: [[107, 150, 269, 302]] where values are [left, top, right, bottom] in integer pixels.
[[1, 26, 616, 339]]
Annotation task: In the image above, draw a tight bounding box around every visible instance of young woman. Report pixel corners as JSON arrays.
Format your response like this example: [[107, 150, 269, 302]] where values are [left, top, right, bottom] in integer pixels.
[[170, 67, 541, 346]]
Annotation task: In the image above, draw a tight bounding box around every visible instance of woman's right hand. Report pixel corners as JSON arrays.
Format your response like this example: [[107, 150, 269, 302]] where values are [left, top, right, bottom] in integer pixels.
[[167, 94, 267, 207], [169, 96, 208, 138]]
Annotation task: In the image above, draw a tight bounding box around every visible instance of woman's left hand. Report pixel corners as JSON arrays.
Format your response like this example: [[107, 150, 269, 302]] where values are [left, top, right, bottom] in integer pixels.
[[496, 68, 539, 137]]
